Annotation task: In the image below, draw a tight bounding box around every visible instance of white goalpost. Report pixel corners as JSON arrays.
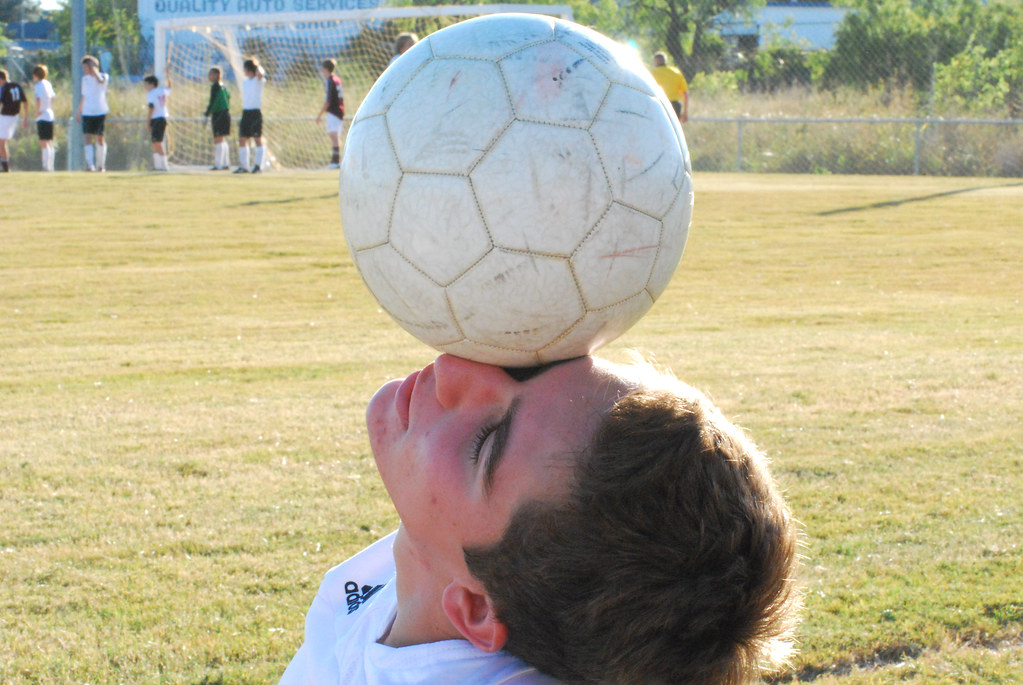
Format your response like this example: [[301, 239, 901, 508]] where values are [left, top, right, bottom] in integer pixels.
[[153, 4, 573, 170]]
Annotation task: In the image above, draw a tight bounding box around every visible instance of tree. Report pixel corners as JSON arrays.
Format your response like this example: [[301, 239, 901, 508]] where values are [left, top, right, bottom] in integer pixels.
[[1, 0, 41, 25], [624, 0, 764, 79], [53, 0, 143, 76]]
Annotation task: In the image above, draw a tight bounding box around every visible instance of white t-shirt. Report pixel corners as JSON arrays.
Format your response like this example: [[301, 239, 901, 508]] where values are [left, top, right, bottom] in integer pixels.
[[81, 73, 109, 116], [241, 75, 264, 110], [35, 79, 55, 122], [279, 532, 562, 685], [147, 86, 170, 119]]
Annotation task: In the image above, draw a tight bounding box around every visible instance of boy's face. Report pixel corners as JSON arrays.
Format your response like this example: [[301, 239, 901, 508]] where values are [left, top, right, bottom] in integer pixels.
[[83, 61, 95, 75], [368, 354, 628, 584], [145, 82, 155, 91], [208, 71, 218, 82], [321, 68, 330, 79]]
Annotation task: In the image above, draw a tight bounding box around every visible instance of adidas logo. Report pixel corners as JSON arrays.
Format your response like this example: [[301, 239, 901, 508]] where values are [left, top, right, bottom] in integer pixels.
[[345, 581, 384, 615]]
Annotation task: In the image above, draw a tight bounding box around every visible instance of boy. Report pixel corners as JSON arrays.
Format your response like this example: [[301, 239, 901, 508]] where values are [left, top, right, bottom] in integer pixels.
[[236, 57, 266, 174], [204, 67, 231, 170], [651, 50, 689, 123], [388, 32, 418, 67], [280, 354, 801, 684], [143, 72, 171, 171], [32, 65, 56, 172], [0, 69, 28, 172], [314, 59, 344, 169], [74, 55, 109, 171]]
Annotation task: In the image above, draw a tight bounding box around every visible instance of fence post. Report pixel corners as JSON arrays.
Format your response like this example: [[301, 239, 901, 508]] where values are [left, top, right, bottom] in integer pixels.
[[69, 0, 85, 171], [913, 120, 922, 176], [736, 119, 744, 172]]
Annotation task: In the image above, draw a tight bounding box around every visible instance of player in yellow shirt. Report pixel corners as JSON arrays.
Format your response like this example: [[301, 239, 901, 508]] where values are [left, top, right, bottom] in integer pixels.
[[650, 51, 688, 123]]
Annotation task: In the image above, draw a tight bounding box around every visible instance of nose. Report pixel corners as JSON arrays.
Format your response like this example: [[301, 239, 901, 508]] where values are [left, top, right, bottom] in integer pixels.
[[433, 354, 508, 409]]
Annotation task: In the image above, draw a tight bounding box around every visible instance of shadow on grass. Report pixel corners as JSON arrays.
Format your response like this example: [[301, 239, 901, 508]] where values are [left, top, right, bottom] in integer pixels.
[[818, 181, 1023, 216], [766, 643, 923, 682], [231, 193, 337, 207]]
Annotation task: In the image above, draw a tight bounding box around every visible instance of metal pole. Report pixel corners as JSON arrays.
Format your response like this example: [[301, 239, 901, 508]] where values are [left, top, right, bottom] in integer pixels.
[[736, 119, 744, 172], [913, 121, 922, 176], [69, 0, 86, 171]]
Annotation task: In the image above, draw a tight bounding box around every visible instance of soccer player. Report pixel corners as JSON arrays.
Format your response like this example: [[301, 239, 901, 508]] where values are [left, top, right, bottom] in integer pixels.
[[315, 59, 344, 169], [204, 67, 231, 171], [280, 354, 801, 684], [32, 65, 56, 172], [144, 72, 171, 171], [236, 57, 266, 174], [75, 55, 110, 172], [651, 50, 689, 123], [0, 69, 28, 172], [388, 32, 418, 67]]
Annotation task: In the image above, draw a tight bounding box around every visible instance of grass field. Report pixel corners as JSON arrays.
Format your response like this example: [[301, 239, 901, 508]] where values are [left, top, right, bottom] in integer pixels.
[[1, 171, 1021, 684]]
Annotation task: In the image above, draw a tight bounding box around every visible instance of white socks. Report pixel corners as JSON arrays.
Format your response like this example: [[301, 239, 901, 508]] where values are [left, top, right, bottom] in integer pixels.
[[85, 145, 95, 170], [41, 147, 55, 171], [153, 153, 168, 171], [213, 141, 229, 169], [95, 143, 106, 171], [238, 145, 249, 170], [254, 145, 264, 170]]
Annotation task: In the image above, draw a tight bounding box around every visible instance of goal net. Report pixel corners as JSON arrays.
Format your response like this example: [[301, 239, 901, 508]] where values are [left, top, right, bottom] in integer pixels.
[[154, 4, 573, 170]]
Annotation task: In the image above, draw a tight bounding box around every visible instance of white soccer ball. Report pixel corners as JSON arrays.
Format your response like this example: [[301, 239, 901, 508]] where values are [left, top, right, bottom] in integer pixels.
[[340, 13, 693, 366]]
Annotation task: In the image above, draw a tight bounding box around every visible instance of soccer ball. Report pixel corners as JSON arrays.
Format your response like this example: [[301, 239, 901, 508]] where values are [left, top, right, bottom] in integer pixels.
[[340, 13, 693, 366]]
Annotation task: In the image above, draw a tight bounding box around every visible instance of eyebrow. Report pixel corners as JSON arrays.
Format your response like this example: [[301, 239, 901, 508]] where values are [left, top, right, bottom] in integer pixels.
[[483, 398, 520, 497]]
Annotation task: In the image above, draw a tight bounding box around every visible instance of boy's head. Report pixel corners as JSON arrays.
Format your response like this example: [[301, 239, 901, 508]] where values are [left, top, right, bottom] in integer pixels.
[[82, 55, 98, 73], [243, 58, 260, 77], [368, 354, 800, 683], [653, 50, 668, 67], [32, 65, 48, 82], [208, 67, 221, 83], [321, 59, 336, 77], [395, 32, 418, 55], [0, 69, 7, 84], [143, 75, 159, 89]]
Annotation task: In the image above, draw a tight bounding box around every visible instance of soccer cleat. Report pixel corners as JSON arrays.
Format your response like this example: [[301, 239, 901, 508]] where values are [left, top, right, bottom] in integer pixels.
[[233, 167, 248, 173], [250, 167, 261, 174], [326, 163, 340, 170]]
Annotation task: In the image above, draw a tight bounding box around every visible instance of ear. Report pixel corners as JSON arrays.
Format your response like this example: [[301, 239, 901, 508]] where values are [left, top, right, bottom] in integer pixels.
[[441, 580, 509, 653]]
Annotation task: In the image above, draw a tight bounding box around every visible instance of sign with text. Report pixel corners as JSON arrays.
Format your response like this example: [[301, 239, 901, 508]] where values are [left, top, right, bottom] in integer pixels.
[[139, 0, 381, 38]]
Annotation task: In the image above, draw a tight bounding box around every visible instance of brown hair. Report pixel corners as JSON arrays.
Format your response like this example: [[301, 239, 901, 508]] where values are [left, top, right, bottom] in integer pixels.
[[0, 69, 7, 81], [243, 57, 261, 75], [466, 379, 801, 684], [209, 66, 222, 79], [33, 65, 48, 80], [395, 32, 418, 55], [321, 59, 336, 73], [81, 55, 98, 67]]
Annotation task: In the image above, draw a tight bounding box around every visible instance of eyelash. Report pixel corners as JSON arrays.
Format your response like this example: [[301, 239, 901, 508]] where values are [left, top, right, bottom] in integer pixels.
[[471, 423, 498, 463]]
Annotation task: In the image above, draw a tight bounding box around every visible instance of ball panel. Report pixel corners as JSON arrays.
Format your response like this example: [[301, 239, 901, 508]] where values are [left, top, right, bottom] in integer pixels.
[[646, 174, 694, 298], [538, 290, 655, 363], [499, 42, 609, 126], [339, 115, 401, 250], [429, 13, 556, 60], [388, 59, 512, 174], [591, 85, 688, 219], [572, 203, 662, 309], [437, 340, 541, 368], [354, 41, 434, 122], [448, 250, 583, 350], [353, 246, 462, 346], [391, 174, 492, 286], [473, 122, 611, 255], [552, 22, 657, 98]]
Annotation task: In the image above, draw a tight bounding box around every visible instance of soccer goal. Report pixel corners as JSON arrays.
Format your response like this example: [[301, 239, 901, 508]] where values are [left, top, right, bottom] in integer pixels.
[[153, 4, 573, 170]]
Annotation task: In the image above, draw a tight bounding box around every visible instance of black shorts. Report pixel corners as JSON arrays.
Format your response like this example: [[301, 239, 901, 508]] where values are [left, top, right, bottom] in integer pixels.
[[37, 120, 54, 141], [210, 110, 231, 137], [82, 114, 106, 136], [670, 100, 682, 118], [150, 117, 167, 143], [239, 109, 262, 139]]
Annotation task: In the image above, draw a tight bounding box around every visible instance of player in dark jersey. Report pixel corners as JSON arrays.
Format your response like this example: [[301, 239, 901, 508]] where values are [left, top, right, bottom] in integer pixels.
[[315, 59, 345, 169], [204, 67, 231, 170], [0, 69, 29, 172]]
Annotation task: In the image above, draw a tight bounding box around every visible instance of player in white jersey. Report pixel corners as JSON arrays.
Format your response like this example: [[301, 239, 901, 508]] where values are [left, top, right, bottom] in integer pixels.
[[31, 65, 56, 172], [74, 55, 109, 171], [235, 57, 266, 174], [279, 354, 801, 685], [144, 72, 171, 171]]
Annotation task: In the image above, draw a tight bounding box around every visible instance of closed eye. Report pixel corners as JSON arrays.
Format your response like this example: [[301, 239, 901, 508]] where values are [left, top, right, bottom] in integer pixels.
[[471, 423, 498, 464]]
